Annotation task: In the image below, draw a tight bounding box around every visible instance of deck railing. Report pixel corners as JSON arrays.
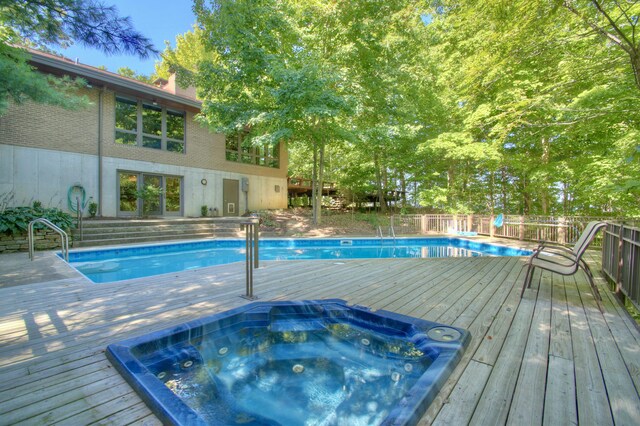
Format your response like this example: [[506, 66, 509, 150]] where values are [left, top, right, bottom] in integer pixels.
[[602, 222, 640, 310], [392, 214, 613, 247], [392, 213, 640, 308]]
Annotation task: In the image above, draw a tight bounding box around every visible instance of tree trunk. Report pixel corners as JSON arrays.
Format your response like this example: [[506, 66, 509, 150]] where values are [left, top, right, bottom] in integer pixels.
[[522, 176, 531, 215], [373, 152, 387, 213], [489, 171, 495, 215], [312, 138, 318, 225], [315, 140, 326, 225], [447, 167, 455, 210], [540, 137, 550, 215], [400, 175, 407, 207], [632, 52, 640, 92], [501, 168, 508, 212]]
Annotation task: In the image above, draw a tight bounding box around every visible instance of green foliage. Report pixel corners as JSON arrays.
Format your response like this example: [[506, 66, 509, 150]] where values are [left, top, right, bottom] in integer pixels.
[[255, 210, 278, 228], [161, 0, 639, 218], [0, 44, 90, 115], [0, 205, 73, 235], [201, 205, 208, 217], [88, 201, 98, 217], [0, 0, 156, 115], [116, 67, 154, 84], [135, 185, 163, 216]]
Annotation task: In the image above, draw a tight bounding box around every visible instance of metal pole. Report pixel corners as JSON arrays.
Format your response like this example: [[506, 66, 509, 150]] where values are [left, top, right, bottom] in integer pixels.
[[242, 221, 257, 300], [253, 218, 259, 269]]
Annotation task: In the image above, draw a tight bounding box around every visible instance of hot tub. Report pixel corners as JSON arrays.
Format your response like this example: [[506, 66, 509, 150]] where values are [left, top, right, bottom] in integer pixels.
[[106, 299, 470, 425]]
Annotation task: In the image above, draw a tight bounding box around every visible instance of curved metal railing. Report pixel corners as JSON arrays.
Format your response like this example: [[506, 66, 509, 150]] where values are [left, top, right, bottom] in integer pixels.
[[28, 218, 69, 262]]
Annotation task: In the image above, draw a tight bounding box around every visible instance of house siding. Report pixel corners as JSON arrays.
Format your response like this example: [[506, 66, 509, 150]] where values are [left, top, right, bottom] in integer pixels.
[[0, 84, 288, 216]]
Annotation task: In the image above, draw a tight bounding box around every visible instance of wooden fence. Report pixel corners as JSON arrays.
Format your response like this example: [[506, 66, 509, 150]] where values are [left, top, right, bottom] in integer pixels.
[[602, 222, 640, 310]]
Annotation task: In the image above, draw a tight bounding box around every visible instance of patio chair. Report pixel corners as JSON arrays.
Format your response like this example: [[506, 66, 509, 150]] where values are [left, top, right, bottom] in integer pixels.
[[520, 221, 607, 302]]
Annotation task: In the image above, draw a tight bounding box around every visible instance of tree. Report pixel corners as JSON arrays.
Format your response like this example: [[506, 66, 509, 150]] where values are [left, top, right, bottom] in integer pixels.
[[182, 0, 354, 224], [116, 66, 154, 84], [160, 0, 638, 217], [0, 0, 157, 115], [417, 0, 640, 215], [562, 0, 640, 91]]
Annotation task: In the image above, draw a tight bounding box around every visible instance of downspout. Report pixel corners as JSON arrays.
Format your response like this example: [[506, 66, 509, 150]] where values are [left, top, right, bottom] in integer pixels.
[[97, 87, 104, 216]]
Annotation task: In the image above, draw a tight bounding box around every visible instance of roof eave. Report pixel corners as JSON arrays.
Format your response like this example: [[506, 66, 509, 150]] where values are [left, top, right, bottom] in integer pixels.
[[27, 51, 202, 111]]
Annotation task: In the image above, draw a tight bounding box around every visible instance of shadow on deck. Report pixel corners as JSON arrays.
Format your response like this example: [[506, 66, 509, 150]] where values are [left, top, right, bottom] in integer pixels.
[[0, 247, 638, 425]]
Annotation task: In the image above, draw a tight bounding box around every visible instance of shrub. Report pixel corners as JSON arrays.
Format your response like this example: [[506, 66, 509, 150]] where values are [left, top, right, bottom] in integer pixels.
[[201, 205, 208, 217], [0, 205, 74, 235], [88, 201, 98, 217]]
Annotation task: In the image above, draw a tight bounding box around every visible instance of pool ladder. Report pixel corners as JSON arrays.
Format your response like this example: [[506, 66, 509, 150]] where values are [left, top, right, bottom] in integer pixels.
[[28, 218, 69, 262], [377, 225, 396, 243]]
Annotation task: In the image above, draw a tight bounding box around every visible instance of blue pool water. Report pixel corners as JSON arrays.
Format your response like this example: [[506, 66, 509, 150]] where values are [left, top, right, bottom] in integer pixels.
[[68, 237, 530, 283], [106, 300, 471, 426]]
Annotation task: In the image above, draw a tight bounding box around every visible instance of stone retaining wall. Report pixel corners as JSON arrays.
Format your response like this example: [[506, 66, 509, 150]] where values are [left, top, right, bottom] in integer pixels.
[[0, 230, 72, 253]]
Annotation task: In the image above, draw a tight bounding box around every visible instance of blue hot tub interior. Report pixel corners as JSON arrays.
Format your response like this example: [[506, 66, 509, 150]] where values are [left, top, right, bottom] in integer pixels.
[[106, 300, 470, 426]]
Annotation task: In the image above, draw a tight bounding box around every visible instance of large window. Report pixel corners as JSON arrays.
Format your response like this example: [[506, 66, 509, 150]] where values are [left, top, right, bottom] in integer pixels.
[[115, 97, 185, 153], [225, 133, 279, 168]]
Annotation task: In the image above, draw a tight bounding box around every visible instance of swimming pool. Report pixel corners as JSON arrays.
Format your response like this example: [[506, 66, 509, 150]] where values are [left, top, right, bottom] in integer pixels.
[[106, 299, 471, 426], [68, 237, 531, 283]]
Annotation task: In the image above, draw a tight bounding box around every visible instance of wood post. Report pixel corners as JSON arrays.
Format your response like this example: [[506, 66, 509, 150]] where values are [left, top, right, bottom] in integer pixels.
[[558, 217, 566, 244], [519, 216, 525, 241], [616, 223, 624, 299]]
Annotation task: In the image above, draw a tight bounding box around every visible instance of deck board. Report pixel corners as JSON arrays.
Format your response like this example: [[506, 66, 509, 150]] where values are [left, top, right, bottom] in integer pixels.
[[0, 246, 639, 425]]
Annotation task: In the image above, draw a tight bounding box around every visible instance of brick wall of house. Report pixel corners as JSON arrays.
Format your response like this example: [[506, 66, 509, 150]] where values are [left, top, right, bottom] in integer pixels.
[[0, 87, 99, 156], [0, 88, 287, 179]]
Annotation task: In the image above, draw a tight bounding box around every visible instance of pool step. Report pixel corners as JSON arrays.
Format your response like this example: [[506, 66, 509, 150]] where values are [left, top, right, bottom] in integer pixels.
[[72, 218, 245, 247]]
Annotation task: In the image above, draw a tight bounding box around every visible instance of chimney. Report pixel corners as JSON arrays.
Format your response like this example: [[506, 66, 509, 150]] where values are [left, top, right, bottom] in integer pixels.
[[160, 73, 198, 100]]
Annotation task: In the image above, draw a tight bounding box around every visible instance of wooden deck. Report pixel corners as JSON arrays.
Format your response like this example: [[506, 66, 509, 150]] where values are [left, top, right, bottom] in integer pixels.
[[0, 248, 639, 425]]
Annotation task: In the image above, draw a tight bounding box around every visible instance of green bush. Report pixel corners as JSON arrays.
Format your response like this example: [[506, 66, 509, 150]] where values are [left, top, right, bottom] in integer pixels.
[[0, 205, 74, 235], [88, 201, 98, 217]]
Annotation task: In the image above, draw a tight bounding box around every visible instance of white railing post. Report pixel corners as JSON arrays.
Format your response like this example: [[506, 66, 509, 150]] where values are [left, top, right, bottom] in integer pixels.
[[490, 214, 495, 238], [558, 217, 566, 244]]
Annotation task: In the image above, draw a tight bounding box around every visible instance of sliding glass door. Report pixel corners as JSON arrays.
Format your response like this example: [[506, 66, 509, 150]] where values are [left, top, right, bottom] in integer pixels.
[[118, 171, 182, 217]]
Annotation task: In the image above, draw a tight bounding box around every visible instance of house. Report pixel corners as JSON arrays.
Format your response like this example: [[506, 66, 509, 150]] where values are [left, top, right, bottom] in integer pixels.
[[0, 49, 288, 218]]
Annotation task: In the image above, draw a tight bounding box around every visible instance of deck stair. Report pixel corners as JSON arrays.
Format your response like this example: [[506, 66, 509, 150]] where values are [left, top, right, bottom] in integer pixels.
[[71, 217, 244, 247]]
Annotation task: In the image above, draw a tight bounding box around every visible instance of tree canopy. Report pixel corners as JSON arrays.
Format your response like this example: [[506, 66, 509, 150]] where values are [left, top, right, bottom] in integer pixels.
[[0, 0, 156, 115], [159, 0, 640, 217]]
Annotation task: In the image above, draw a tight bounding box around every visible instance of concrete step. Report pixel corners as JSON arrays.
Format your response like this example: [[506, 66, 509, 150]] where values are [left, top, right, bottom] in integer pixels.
[[78, 224, 214, 235], [71, 217, 246, 248], [72, 234, 217, 248]]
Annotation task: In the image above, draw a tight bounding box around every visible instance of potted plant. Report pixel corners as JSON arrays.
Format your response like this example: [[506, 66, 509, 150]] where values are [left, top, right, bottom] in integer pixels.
[[88, 201, 98, 217]]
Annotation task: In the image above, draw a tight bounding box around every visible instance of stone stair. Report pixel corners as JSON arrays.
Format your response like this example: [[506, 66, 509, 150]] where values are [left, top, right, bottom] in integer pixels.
[[71, 218, 245, 248]]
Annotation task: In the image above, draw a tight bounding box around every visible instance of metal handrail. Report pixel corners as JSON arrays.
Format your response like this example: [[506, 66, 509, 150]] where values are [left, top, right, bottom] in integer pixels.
[[389, 225, 396, 240], [377, 226, 384, 239], [28, 218, 69, 262], [76, 197, 83, 241]]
